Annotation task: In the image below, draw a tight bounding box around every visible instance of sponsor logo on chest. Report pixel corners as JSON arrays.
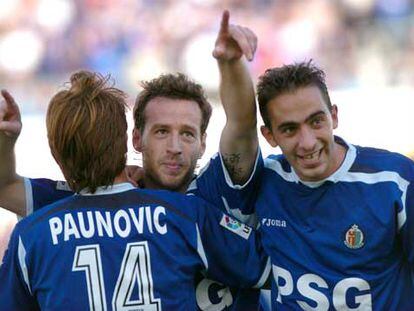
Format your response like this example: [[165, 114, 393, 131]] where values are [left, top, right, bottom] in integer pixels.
[[219, 215, 252, 239], [261, 218, 287, 228]]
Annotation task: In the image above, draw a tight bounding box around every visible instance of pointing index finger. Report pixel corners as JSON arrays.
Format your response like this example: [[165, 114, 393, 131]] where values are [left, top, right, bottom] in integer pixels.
[[1, 89, 19, 110], [219, 10, 230, 35], [2, 89, 13, 102]]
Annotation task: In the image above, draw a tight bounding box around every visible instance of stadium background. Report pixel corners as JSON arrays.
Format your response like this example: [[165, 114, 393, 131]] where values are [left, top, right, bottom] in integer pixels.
[[1, 0, 414, 257]]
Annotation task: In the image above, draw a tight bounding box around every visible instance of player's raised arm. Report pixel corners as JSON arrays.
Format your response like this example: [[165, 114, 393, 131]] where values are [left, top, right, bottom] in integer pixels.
[[214, 10, 259, 185], [0, 90, 26, 217]]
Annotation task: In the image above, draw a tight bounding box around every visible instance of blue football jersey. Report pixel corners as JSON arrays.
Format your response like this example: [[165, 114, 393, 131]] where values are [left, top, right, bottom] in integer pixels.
[[25, 151, 265, 311], [24, 178, 72, 215], [0, 183, 270, 311], [188, 151, 264, 310], [257, 137, 414, 310]]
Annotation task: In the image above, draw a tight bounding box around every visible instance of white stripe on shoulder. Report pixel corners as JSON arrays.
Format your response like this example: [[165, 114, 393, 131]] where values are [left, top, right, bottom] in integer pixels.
[[339, 170, 409, 230], [18, 236, 32, 295], [195, 224, 208, 270], [219, 148, 262, 189], [23, 178, 34, 217], [221, 196, 258, 227], [187, 154, 218, 192], [187, 179, 197, 193], [264, 157, 297, 183], [263, 148, 409, 231]]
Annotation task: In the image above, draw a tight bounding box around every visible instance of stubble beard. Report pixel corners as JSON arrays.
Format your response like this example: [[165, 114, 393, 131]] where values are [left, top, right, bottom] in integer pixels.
[[144, 161, 197, 193]]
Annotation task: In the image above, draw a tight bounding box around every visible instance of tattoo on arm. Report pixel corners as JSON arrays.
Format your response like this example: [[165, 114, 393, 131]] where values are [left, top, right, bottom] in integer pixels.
[[222, 153, 243, 180]]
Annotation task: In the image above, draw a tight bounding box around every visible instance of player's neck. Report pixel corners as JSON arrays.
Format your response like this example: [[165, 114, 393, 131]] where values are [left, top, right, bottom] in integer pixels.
[[331, 141, 347, 173], [113, 170, 130, 185], [142, 177, 189, 193]]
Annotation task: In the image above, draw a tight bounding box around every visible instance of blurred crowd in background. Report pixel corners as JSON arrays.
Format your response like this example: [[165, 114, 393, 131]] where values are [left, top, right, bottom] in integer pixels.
[[1, 0, 414, 113]]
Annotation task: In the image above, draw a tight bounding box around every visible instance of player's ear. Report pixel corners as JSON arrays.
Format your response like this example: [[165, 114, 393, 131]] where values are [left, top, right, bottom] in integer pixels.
[[132, 128, 143, 152], [199, 132, 207, 158], [331, 104, 338, 130], [260, 125, 278, 148]]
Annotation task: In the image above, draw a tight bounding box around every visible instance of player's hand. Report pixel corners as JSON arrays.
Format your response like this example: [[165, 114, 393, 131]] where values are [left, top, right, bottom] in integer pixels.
[[213, 10, 257, 62], [0, 89, 22, 139], [125, 165, 144, 188]]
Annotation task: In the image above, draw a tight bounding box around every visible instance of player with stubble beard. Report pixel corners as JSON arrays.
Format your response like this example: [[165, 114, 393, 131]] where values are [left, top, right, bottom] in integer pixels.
[[0, 11, 269, 311], [0, 70, 269, 310]]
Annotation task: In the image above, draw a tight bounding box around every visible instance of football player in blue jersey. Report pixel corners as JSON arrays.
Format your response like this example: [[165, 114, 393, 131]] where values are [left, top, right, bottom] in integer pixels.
[[0, 70, 270, 310], [0, 11, 269, 311], [213, 47, 414, 308]]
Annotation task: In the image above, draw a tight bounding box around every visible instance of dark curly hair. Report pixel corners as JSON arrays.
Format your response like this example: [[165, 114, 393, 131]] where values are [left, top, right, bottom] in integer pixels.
[[257, 60, 332, 129], [134, 73, 212, 134]]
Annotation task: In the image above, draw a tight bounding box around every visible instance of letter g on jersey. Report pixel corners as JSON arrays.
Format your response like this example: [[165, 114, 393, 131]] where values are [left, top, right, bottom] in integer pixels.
[[196, 279, 233, 310]]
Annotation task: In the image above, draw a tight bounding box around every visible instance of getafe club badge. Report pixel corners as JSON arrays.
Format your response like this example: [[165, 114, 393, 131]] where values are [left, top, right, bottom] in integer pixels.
[[344, 224, 364, 249]]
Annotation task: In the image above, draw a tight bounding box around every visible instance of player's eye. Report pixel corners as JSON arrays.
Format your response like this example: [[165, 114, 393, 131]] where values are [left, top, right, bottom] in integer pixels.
[[281, 126, 296, 136], [183, 131, 195, 138], [182, 130, 196, 142], [311, 116, 324, 128], [155, 129, 168, 136]]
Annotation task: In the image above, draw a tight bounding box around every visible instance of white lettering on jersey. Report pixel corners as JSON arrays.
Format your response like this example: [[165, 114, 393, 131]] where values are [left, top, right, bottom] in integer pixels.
[[153, 206, 167, 234], [64, 213, 80, 241], [49, 217, 63, 245], [96, 211, 113, 237], [273, 265, 372, 310], [333, 278, 372, 310], [77, 212, 95, 238], [297, 274, 329, 311], [261, 218, 287, 228], [196, 279, 233, 311], [273, 265, 293, 303], [49, 206, 168, 245], [113, 210, 131, 238]]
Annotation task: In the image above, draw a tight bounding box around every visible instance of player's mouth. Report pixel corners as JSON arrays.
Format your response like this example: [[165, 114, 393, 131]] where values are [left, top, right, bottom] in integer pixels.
[[162, 162, 184, 174], [296, 148, 323, 167]]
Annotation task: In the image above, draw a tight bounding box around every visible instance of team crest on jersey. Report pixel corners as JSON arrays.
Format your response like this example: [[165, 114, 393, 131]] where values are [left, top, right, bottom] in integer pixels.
[[220, 215, 251, 240], [344, 224, 364, 249]]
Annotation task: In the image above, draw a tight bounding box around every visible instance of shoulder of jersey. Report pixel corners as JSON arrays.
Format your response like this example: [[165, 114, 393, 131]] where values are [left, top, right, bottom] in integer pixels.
[[352, 145, 413, 174]]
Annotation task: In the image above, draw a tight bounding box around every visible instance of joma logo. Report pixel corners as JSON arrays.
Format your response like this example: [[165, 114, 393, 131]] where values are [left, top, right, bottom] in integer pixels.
[[261, 218, 287, 227]]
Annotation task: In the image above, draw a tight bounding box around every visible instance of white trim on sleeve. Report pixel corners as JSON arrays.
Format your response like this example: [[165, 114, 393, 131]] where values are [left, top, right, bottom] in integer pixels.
[[219, 147, 261, 190], [23, 178, 33, 217], [195, 224, 208, 270]]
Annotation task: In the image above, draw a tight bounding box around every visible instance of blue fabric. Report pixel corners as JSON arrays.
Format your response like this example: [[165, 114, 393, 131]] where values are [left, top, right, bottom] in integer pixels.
[[0, 188, 268, 310], [256, 139, 414, 310]]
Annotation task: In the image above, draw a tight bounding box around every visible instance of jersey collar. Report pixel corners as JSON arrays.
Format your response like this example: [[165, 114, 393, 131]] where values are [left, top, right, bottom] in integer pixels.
[[79, 182, 136, 196]]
